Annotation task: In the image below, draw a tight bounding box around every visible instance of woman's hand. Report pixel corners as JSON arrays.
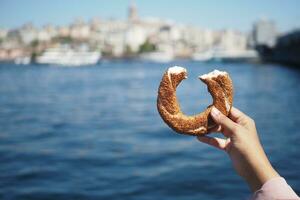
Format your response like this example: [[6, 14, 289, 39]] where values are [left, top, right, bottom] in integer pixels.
[[197, 106, 280, 192]]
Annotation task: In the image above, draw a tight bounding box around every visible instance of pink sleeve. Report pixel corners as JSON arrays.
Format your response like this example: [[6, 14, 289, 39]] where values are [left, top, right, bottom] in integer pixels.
[[251, 177, 299, 200]]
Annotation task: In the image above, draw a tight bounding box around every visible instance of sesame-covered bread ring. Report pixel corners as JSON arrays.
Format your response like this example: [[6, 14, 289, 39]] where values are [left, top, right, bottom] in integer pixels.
[[157, 66, 233, 136]]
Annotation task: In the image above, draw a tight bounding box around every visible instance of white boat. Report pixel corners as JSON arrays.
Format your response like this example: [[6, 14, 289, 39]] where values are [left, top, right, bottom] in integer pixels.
[[192, 51, 213, 61], [192, 48, 258, 62], [14, 56, 31, 65], [213, 49, 258, 61], [36, 46, 101, 66], [139, 51, 174, 63]]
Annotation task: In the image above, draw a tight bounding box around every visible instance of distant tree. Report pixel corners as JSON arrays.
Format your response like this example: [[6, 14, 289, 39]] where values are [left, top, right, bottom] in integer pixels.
[[30, 39, 39, 48], [125, 45, 134, 56], [138, 40, 156, 53], [52, 36, 73, 44], [31, 51, 42, 62], [102, 49, 113, 57]]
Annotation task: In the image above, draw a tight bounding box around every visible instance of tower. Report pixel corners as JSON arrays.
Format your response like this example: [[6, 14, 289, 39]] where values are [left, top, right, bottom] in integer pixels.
[[128, 0, 139, 23]]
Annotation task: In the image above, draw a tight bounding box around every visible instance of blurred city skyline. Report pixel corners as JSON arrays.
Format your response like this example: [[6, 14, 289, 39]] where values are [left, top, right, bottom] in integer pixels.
[[0, 0, 300, 32], [1, 0, 299, 66]]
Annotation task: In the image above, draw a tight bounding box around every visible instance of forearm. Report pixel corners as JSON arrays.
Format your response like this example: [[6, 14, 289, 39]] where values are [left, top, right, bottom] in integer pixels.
[[243, 156, 279, 192], [241, 146, 280, 192]]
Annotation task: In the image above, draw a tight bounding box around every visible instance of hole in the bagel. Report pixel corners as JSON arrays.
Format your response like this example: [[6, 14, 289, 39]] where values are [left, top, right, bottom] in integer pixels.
[[176, 74, 213, 116]]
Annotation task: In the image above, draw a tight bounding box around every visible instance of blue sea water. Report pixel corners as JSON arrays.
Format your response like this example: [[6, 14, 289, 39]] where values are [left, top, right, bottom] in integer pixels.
[[0, 61, 299, 199]]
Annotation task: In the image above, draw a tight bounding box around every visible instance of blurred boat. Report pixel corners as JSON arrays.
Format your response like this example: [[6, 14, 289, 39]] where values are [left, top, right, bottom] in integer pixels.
[[36, 46, 101, 66], [139, 51, 174, 63], [14, 56, 31, 65], [212, 49, 258, 62], [192, 51, 213, 61], [192, 48, 258, 62]]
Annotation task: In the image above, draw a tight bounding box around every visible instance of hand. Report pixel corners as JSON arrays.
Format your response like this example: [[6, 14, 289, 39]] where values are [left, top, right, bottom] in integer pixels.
[[197, 106, 280, 192]]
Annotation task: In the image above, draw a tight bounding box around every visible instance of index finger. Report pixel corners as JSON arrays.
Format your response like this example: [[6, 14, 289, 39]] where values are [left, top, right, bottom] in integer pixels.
[[229, 107, 251, 127], [197, 136, 227, 151]]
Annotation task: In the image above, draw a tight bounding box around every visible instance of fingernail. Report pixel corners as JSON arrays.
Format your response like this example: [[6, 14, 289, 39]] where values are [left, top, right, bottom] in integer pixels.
[[211, 107, 220, 117]]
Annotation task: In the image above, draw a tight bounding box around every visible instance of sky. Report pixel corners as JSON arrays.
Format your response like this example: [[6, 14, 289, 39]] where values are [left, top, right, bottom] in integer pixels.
[[0, 0, 299, 33]]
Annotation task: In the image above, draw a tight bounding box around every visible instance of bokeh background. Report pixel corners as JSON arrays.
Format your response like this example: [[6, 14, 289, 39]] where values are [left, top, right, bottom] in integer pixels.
[[0, 1, 299, 199]]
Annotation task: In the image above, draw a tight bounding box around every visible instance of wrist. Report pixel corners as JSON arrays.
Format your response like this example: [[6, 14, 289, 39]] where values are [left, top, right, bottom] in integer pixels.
[[244, 154, 280, 192]]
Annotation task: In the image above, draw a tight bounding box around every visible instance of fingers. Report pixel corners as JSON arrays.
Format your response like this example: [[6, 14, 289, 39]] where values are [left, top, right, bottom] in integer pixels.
[[207, 125, 222, 133], [229, 107, 246, 121], [229, 107, 254, 128], [211, 107, 237, 135], [197, 136, 228, 151]]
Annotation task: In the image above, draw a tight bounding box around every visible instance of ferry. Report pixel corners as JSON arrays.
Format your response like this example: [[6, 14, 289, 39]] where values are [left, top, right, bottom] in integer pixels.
[[192, 48, 258, 62], [36, 46, 101, 66], [14, 56, 31, 65]]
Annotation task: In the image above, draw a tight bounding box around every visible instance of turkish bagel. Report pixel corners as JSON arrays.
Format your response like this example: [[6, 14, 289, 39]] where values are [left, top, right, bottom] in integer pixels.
[[157, 66, 233, 136]]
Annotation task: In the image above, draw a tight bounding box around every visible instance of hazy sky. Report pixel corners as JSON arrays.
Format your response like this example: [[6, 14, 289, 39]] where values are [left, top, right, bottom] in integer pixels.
[[0, 0, 299, 32]]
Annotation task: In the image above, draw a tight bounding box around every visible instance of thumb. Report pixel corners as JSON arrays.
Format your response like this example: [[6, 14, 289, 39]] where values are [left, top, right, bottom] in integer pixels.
[[211, 107, 237, 135]]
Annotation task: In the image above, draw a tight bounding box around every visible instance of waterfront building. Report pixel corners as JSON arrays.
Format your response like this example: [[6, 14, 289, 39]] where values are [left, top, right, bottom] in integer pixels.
[[125, 25, 147, 53], [253, 19, 277, 47], [0, 29, 8, 39], [57, 26, 70, 37], [19, 23, 38, 44], [70, 18, 91, 40]]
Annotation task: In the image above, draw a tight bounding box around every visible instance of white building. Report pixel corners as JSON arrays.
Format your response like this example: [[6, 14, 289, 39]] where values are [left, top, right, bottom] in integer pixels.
[[125, 25, 146, 52], [0, 29, 8, 39], [70, 19, 91, 40], [19, 23, 38, 44], [217, 30, 247, 50], [253, 19, 277, 47]]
